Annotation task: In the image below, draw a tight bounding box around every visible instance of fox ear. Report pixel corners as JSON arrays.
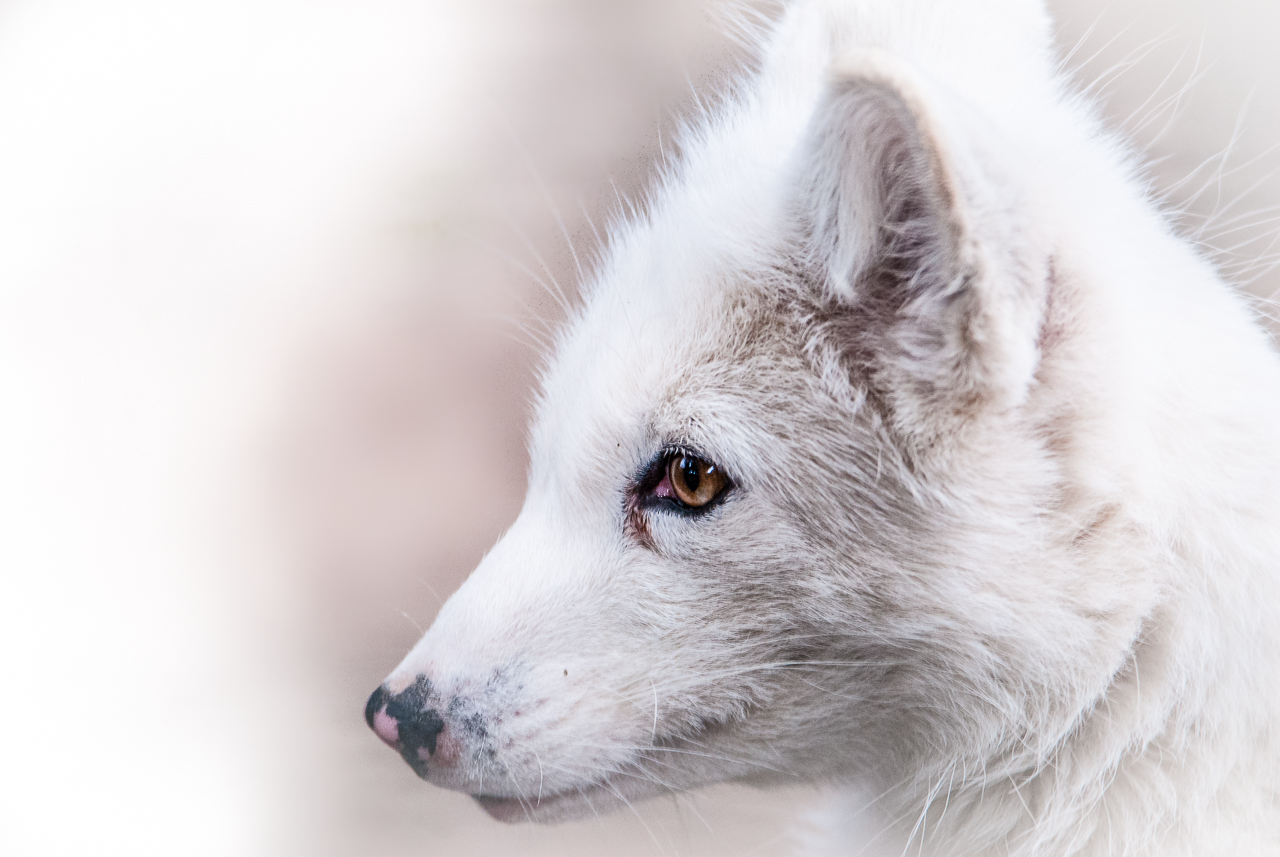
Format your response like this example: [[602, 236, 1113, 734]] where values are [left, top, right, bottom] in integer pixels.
[[795, 51, 1045, 435]]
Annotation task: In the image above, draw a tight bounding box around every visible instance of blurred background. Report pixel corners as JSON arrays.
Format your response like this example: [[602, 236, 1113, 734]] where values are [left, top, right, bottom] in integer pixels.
[[1, 1, 1277, 854]]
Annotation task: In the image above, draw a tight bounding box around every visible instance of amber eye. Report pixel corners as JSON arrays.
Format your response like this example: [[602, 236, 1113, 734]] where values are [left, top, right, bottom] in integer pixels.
[[668, 454, 727, 508]]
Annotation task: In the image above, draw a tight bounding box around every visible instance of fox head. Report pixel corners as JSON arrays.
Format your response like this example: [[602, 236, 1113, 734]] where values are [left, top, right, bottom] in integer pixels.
[[366, 23, 1171, 830]]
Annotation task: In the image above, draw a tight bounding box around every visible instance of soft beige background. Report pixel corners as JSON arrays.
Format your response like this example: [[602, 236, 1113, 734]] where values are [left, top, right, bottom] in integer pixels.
[[1, 1, 1277, 855]]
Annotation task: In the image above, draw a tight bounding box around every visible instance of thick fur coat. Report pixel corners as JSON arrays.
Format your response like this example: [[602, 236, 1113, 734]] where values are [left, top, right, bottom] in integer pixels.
[[366, 1, 1280, 853]]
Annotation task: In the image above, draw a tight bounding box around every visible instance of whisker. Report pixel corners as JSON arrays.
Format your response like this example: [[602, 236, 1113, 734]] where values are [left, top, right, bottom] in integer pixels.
[[499, 115, 588, 289], [455, 227, 572, 317]]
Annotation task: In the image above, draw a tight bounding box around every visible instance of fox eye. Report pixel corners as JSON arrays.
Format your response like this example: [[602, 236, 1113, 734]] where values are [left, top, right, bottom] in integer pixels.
[[667, 454, 727, 509], [634, 448, 732, 516]]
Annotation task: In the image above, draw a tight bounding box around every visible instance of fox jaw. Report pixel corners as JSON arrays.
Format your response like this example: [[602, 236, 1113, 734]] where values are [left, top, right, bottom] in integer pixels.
[[366, 11, 1277, 852]]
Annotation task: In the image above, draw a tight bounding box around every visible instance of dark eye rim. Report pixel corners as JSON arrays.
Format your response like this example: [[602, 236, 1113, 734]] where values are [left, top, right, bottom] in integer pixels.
[[631, 445, 734, 516]]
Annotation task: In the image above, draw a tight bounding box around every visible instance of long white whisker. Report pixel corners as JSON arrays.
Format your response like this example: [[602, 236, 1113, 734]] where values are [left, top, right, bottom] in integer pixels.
[[499, 116, 588, 288]]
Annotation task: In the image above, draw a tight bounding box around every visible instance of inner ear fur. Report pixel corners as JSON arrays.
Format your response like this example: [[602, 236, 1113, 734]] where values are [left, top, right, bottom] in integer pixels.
[[795, 50, 1045, 438]]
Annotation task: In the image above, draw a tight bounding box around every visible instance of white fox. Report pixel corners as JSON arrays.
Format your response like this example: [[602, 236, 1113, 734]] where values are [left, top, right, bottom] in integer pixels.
[[365, 1, 1280, 853]]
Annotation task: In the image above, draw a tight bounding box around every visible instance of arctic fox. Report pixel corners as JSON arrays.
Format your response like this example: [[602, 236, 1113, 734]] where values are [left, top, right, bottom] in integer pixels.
[[365, 1, 1280, 853]]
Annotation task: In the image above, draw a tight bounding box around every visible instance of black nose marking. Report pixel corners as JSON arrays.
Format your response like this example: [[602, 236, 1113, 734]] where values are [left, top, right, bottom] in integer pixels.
[[398, 708, 446, 760], [385, 677, 444, 758]]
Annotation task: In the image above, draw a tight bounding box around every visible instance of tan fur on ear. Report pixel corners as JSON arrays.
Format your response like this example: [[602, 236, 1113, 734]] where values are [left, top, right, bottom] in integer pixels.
[[795, 49, 1047, 443], [811, 49, 973, 297]]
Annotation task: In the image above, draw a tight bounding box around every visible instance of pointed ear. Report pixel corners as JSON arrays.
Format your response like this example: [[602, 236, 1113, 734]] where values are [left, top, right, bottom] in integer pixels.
[[794, 50, 1046, 437]]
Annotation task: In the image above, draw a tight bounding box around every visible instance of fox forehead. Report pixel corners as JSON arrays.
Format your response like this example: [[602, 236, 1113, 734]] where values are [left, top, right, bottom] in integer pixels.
[[528, 229, 797, 481], [526, 67, 827, 474]]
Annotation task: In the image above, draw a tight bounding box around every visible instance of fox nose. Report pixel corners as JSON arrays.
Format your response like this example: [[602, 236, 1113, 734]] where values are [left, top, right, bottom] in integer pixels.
[[365, 681, 446, 774]]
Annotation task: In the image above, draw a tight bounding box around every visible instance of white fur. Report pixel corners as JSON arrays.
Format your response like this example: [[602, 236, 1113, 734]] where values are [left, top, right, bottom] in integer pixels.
[[375, 1, 1280, 853]]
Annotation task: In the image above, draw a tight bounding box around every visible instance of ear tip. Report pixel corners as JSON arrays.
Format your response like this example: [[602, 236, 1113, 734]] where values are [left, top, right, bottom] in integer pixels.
[[826, 49, 940, 129], [827, 48, 914, 91]]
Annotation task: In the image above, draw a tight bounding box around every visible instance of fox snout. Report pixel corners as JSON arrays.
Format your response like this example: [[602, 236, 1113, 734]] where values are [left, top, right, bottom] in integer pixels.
[[364, 677, 451, 778]]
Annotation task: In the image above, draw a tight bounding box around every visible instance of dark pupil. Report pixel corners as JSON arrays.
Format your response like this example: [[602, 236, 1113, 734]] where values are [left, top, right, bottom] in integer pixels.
[[679, 456, 701, 494]]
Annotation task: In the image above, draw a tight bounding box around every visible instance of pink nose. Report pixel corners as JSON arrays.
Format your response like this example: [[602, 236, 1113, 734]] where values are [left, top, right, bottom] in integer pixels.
[[371, 707, 400, 748]]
